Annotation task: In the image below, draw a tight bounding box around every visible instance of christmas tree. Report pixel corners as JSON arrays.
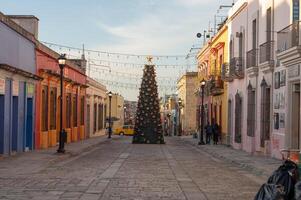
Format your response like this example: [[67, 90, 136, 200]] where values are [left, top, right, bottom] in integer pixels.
[[132, 57, 165, 144]]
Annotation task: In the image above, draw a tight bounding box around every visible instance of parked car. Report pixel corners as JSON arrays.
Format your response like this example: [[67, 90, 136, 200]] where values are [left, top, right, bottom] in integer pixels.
[[114, 125, 134, 136]]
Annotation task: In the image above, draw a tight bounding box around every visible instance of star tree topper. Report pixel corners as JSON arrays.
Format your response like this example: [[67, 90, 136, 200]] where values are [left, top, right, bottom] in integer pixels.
[[147, 56, 153, 64]]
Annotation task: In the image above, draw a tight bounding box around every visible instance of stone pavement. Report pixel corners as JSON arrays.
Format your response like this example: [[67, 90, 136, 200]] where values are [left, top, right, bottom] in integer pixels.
[[0, 136, 279, 200], [180, 135, 282, 180]]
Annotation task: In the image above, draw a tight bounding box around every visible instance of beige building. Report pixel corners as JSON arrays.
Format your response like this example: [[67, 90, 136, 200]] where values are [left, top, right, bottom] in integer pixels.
[[86, 77, 107, 137], [106, 93, 124, 131], [177, 72, 198, 135]]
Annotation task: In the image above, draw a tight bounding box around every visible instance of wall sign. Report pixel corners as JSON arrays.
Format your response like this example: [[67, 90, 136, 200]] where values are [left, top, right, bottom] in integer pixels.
[[0, 78, 5, 94], [27, 83, 34, 97], [13, 80, 19, 96]]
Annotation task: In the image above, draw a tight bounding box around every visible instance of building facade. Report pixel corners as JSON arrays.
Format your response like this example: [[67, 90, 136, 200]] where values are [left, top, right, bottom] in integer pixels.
[[35, 43, 87, 149], [0, 13, 41, 155], [124, 100, 137, 126], [106, 93, 124, 132], [86, 77, 107, 137], [177, 72, 198, 135], [197, 25, 229, 143]]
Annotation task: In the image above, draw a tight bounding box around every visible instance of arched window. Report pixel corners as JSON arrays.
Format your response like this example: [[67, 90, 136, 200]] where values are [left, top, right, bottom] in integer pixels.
[[247, 82, 256, 137], [260, 78, 271, 147], [41, 86, 48, 131], [66, 93, 71, 128], [49, 88, 57, 130], [72, 94, 77, 127], [235, 92, 242, 143]]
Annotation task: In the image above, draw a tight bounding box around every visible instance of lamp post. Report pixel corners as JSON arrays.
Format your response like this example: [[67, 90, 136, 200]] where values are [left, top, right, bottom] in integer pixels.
[[108, 91, 113, 139], [123, 106, 127, 125], [57, 54, 67, 153], [178, 98, 183, 136], [199, 79, 206, 145]]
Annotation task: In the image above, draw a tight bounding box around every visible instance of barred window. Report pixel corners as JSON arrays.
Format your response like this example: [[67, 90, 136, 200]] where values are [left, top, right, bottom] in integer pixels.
[[66, 93, 71, 128], [41, 86, 48, 131], [235, 92, 242, 143], [260, 78, 271, 147], [94, 103, 97, 133], [72, 94, 77, 127], [49, 88, 57, 130], [247, 83, 256, 137], [80, 96, 84, 125], [98, 104, 103, 130]]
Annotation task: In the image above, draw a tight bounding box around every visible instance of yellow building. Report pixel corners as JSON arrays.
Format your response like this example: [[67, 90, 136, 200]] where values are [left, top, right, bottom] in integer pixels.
[[197, 25, 229, 144], [106, 93, 124, 131], [177, 72, 198, 135]]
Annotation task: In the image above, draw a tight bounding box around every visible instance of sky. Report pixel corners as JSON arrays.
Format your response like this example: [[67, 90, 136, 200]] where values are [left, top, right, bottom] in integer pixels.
[[0, 0, 235, 100]]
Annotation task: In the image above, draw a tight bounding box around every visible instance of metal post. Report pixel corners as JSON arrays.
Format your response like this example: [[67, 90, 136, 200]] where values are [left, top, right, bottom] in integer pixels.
[[108, 95, 112, 138], [57, 65, 65, 153]]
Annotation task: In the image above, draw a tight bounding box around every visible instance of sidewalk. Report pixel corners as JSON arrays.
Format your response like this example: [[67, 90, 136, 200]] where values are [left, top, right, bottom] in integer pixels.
[[179, 136, 282, 179], [0, 135, 114, 177]]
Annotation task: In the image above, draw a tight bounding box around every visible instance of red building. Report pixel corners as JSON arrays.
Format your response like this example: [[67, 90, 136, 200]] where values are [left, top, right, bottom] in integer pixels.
[[35, 43, 87, 149]]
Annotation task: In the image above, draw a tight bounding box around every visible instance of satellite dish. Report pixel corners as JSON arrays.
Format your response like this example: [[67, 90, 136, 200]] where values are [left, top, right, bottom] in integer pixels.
[[196, 33, 202, 38]]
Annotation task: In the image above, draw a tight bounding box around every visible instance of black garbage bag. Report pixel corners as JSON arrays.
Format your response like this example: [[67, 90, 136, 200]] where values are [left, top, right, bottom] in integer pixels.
[[254, 184, 285, 200], [295, 181, 301, 200], [266, 160, 299, 200]]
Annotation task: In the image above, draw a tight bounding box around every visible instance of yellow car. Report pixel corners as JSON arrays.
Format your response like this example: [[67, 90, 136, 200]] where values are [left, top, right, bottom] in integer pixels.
[[114, 125, 134, 136]]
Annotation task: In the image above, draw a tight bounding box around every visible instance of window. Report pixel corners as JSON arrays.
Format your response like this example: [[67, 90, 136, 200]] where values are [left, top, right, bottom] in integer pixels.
[[94, 103, 97, 133], [247, 83, 256, 137], [238, 33, 243, 58], [98, 104, 103, 130], [66, 93, 71, 128], [73, 94, 77, 127], [49, 88, 57, 130], [252, 19, 257, 50], [293, 0, 300, 22], [267, 8, 272, 42], [235, 92, 242, 143], [260, 78, 271, 147], [80, 96, 84, 125], [41, 86, 48, 131]]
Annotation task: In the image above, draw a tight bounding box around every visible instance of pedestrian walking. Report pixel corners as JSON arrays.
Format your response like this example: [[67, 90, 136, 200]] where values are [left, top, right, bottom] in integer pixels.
[[205, 121, 212, 144], [212, 119, 219, 145]]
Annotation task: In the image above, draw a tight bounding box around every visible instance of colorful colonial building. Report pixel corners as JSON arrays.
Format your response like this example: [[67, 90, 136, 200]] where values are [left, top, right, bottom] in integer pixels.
[[0, 13, 41, 155], [35, 43, 87, 149], [197, 24, 229, 144], [86, 77, 107, 137]]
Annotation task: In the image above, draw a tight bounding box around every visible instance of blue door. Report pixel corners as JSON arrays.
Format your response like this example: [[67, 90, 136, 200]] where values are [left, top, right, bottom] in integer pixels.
[[12, 96, 18, 152], [0, 95, 4, 154], [26, 98, 33, 150]]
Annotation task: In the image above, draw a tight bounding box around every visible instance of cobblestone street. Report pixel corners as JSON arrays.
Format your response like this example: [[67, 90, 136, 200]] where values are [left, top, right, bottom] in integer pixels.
[[0, 136, 280, 200]]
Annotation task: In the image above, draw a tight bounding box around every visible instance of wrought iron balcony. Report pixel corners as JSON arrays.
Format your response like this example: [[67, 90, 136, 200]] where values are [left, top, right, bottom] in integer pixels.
[[209, 76, 224, 96], [260, 41, 274, 64], [229, 57, 244, 79], [221, 62, 233, 82], [246, 49, 258, 69], [277, 21, 300, 53]]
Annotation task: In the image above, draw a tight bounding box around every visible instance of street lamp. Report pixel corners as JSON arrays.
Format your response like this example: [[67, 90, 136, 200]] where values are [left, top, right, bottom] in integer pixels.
[[123, 106, 127, 125], [199, 79, 206, 145], [57, 54, 67, 153], [108, 91, 113, 139], [178, 98, 183, 136]]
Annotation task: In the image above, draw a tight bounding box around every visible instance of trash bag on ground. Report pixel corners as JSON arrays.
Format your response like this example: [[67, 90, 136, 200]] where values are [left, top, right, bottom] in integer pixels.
[[254, 160, 299, 200], [295, 181, 301, 200], [254, 184, 285, 200], [267, 160, 299, 200]]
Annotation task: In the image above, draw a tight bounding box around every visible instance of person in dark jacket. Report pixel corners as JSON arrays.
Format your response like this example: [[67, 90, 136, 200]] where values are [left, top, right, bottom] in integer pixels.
[[205, 121, 212, 144], [212, 119, 219, 145]]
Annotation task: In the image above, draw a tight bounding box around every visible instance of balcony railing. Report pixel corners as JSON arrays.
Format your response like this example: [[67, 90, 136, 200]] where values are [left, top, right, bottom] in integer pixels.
[[230, 57, 244, 78], [246, 49, 258, 69], [277, 21, 300, 53], [221, 62, 233, 82], [260, 41, 274, 64], [210, 76, 224, 96]]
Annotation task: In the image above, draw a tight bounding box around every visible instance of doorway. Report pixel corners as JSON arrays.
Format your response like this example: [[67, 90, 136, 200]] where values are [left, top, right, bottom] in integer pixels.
[[26, 98, 33, 150], [86, 104, 90, 136], [12, 96, 18, 152], [291, 83, 300, 149]]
